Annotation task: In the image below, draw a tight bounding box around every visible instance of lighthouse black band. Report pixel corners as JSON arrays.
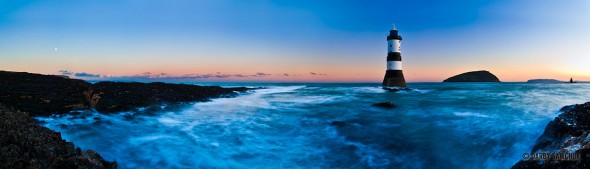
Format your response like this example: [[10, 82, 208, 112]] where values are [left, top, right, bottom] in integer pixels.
[[387, 52, 402, 61], [387, 30, 402, 40], [382, 70, 406, 87], [383, 70, 404, 78]]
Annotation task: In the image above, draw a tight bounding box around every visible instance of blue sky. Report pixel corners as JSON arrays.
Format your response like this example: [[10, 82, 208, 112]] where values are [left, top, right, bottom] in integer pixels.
[[0, 0, 589, 82]]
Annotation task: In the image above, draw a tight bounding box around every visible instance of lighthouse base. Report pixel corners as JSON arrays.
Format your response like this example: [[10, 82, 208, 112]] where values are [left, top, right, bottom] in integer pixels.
[[382, 70, 407, 87]]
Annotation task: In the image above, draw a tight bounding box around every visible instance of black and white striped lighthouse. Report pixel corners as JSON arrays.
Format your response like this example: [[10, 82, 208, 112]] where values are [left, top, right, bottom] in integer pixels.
[[382, 24, 407, 87]]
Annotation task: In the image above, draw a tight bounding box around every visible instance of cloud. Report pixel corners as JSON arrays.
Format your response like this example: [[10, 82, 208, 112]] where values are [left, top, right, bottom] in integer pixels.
[[58, 70, 100, 78], [61, 70, 276, 80], [58, 70, 73, 75], [310, 72, 327, 76], [175, 72, 270, 79], [252, 72, 271, 77], [137, 73, 232, 79], [74, 72, 100, 77], [283, 73, 290, 76], [214, 74, 232, 78]]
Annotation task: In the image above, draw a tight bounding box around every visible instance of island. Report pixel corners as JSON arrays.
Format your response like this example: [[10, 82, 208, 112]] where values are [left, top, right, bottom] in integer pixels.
[[527, 79, 563, 83], [443, 70, 500, 82], [0, 70, 252, 168]]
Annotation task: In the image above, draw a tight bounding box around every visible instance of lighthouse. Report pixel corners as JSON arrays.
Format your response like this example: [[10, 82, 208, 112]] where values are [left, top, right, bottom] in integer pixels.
[[382, 24, 407, 87]]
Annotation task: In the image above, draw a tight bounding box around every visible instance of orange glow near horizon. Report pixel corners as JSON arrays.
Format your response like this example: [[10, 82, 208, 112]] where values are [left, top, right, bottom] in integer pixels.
[[2, 61, 588, 83]]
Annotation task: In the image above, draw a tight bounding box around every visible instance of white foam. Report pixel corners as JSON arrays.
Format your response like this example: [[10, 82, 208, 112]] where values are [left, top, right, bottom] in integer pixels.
[[158, 117, 182, 126], [352, 87, 387, 93], [190, 86, 307, 110], [564, 143, 581, 153], [454, 112, 491, 118]]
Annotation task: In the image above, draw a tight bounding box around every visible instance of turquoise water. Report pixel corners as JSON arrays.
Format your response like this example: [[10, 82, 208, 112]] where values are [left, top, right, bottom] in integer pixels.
[[37, 83, 590, 168]]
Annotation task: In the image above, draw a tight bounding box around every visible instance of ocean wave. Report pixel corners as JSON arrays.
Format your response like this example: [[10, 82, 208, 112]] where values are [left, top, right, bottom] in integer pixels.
[[453, 112, 491, 118], [35, 83, 590, 169]]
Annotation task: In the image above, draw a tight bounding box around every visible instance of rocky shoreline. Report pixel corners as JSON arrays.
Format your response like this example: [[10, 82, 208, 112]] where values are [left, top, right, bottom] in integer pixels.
[[0, 105, 117, 168], [0, 71, 250, 116], [512, 102, 590, 168], [0, 71, 252, 168]]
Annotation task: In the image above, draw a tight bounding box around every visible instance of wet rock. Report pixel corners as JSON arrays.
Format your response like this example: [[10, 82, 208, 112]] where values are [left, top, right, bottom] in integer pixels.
[[0, 105, 117, 168], [383, 87, 411, 92], [512, 102, 590, 169], [443, 70, 500, 82], [372, 102, 395, 108], [330, 121, 350, 127], [384, 88, 401, 92]]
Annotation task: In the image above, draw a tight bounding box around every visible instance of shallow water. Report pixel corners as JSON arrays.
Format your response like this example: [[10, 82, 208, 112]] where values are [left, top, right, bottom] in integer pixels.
[[37, 82, 590, 168]]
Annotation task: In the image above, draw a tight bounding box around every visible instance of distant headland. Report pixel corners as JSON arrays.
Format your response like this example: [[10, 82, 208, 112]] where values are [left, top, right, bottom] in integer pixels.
[[527, 79, 563, 83], [443, 70, 500, 82]]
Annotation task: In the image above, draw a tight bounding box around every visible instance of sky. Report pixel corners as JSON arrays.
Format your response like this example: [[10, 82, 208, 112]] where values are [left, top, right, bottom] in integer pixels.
[[0, 0, 589, 82]]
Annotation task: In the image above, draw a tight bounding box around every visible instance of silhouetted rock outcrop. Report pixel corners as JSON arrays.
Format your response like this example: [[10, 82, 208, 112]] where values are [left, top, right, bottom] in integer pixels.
[[0, 71, 92, 116], [443, 70, 500, 82], [86, 81, 249, 113], [512, 102, 590, 168], [0, 105, 117, 168], [0, 71, 250, 115], [372, 102, 395, 108]]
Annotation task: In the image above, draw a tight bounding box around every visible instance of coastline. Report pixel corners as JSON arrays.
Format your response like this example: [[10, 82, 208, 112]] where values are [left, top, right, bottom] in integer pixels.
[[0, 71, 253, 168], [512, 102, 590, 168], [0, 104, 117, 168]]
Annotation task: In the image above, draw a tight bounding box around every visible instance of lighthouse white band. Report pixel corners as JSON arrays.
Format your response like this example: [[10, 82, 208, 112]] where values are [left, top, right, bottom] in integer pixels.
[[387, 39, 401, 53], [387, 61, 402, 70]]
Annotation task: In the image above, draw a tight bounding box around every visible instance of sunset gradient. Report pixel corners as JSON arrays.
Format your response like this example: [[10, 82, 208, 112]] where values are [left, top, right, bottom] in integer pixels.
[[1, 0, 589, 82]]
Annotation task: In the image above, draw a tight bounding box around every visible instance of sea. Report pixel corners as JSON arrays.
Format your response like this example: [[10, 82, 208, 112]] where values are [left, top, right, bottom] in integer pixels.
[[36, 82, 590, 169]]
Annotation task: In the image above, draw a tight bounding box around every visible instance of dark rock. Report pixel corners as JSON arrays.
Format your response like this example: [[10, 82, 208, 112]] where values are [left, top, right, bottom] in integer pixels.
[[443, 70, 500, 82], [0, 105, 117, 169], [372, 102, 395, 108], [385, 88, 401, 92], [329, 120, 365, 128], [527, 79, 563, 83], [383, 87, 411, 92], [0, 71, 252, 115], [0, 71, 91, 116], [512, 102, 590, 169], [87, 81, 249, 113], [330, 121, 350, 127]]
